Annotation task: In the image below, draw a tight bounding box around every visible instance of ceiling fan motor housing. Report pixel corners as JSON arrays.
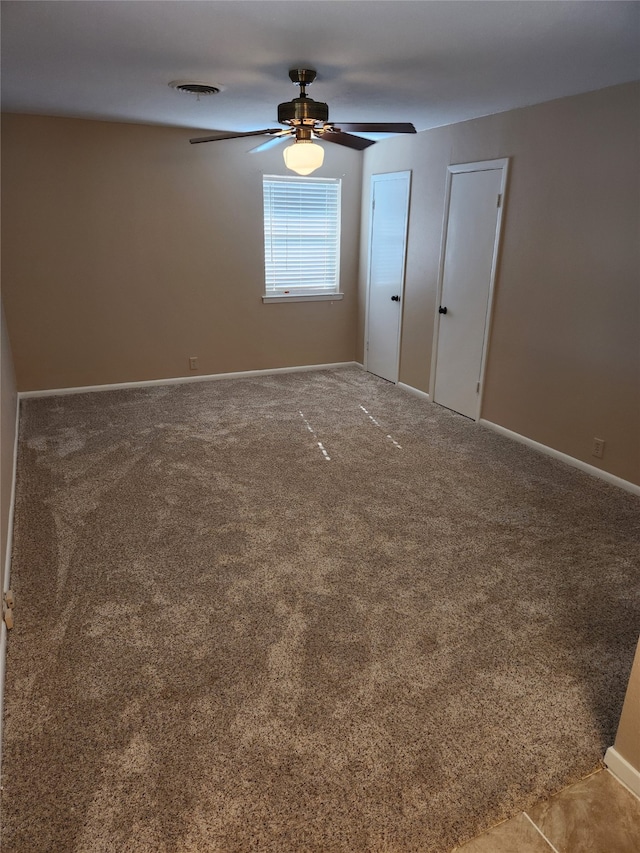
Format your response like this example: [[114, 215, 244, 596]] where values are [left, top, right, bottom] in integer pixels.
[[278, 96, 329, 127]]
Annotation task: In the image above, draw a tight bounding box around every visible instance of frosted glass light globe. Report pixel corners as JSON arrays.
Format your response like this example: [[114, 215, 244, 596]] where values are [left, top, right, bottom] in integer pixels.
[[283, 140, 324, 176]]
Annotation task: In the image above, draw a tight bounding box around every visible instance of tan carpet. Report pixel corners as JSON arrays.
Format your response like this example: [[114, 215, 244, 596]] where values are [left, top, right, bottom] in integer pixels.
[[2, 367, 639, 852]]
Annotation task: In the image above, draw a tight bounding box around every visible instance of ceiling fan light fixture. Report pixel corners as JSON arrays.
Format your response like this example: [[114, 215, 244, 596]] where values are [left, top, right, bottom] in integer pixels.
[[283, 139, 324, 176]]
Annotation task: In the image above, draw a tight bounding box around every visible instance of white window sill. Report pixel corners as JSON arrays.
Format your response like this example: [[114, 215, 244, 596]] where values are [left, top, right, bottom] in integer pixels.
[[262, 293, 344, 304]]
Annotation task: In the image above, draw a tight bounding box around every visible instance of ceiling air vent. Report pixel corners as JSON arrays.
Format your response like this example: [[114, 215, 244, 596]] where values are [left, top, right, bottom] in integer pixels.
[[169, 81, 223, 97]]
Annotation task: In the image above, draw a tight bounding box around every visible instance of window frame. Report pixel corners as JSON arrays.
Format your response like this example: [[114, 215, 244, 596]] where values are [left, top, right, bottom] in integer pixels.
[[262, 174, 343, 303]]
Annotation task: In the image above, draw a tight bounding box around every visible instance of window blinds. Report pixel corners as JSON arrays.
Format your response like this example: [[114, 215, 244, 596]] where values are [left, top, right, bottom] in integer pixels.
[[263, 176, 341, 295]]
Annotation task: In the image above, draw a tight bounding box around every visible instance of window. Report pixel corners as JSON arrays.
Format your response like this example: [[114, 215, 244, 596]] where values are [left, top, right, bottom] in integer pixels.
[[263, 175, 342, 301]]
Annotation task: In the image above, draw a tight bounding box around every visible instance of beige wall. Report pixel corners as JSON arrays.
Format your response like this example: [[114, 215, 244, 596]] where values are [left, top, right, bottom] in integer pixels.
[[360, 83, 640, 485], [1, 297, 18, 594], [1, 115, 362, 390], [614, 637, 640, 773]]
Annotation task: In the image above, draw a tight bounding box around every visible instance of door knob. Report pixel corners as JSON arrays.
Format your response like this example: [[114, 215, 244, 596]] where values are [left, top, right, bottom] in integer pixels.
[[438, 306, 448, 314], [391, 295, 401, 302]]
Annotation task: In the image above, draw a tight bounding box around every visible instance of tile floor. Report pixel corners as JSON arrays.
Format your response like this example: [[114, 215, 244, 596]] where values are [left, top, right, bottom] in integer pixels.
[[452, 769, 640, 853]]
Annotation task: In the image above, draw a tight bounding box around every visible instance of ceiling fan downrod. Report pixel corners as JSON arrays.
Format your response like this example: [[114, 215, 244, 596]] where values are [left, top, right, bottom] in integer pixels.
[[289, 68, 317, 94]]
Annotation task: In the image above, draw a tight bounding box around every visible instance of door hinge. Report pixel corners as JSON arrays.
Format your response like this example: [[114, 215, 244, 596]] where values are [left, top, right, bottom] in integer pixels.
[[497, 193, 502, 208], [476, 381, 480, 393]]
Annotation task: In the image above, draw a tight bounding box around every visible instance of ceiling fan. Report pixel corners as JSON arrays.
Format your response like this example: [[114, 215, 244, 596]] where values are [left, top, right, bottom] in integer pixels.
[[189, 69, 416, 175]]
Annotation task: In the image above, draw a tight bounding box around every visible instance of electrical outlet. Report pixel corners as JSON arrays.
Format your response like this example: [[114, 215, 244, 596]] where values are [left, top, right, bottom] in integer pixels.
[[592, 438, 605, 459], [189, 356, 198, 371]]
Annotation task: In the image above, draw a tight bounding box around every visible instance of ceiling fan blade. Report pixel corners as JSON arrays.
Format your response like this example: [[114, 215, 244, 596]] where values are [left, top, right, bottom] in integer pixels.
[[189, 128, 282, 145], [249, 131, 293, 154], [319, 130, 375, 151], [331, 123, 417, 134]]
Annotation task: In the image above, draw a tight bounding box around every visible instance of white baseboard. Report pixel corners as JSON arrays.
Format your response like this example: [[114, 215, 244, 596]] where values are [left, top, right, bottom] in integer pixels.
[[2, 397, 19, 597], [397, 382, 431, 402], [478, 419, 640, 497], [18, 362, 361, 400], [0, 392, 21, 775], [605, 747, 640, 799]]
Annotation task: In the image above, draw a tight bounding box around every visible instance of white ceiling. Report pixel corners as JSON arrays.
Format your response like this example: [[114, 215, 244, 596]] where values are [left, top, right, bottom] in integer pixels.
[[2, 1, 639, 135]]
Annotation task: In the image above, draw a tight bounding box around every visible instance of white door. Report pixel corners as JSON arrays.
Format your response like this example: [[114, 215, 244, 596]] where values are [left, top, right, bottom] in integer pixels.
[[366, 171, 411, 382], [433, 160, 508, 419]]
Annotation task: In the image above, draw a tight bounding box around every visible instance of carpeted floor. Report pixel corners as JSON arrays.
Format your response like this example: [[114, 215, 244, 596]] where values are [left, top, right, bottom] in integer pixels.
[[2, 367, 639, 852]]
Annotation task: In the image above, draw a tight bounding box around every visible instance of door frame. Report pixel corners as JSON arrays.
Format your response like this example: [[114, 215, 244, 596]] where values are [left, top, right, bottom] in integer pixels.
[[364, 170, 412, 383], [430, 158, 510, 420]]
